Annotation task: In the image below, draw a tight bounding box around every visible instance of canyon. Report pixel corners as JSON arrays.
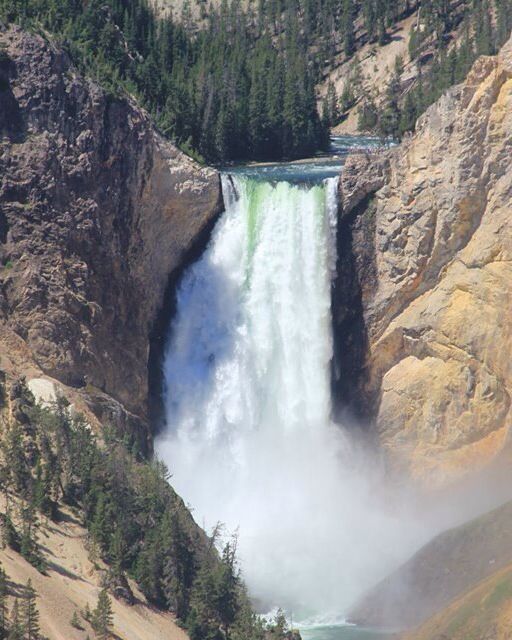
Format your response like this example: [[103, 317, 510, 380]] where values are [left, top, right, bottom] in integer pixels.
[[0, 17, 512, 640], [2, 24, 511, 491]]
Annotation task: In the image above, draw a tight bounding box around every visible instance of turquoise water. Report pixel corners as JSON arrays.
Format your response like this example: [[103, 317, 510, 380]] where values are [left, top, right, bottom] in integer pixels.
[[223, 135, 385, 183], [300, 625, 393, 640]]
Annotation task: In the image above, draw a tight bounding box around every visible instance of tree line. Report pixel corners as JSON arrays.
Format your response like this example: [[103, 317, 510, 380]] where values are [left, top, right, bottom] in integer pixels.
[[0, 0, 430, 163], [2, 0, 506, 164], [0, 379, 296, 640], [0, 0, 329, 162]]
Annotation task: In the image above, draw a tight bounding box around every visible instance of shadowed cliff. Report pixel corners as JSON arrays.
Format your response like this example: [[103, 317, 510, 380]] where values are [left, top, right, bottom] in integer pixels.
[[0, 26, 222, 446]]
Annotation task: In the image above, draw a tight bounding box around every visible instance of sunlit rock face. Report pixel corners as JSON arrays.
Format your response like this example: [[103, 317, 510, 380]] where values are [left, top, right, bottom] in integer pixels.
[[0, 27, 221, 442], [339, 36, 512, 487]]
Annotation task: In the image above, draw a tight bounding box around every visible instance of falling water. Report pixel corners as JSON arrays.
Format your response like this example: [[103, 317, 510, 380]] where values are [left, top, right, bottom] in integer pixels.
[[156, 172, 425, 621]]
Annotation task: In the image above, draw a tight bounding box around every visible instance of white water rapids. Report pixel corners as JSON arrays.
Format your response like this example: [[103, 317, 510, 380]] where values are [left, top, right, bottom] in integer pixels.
[[156, 174, 425, 621]]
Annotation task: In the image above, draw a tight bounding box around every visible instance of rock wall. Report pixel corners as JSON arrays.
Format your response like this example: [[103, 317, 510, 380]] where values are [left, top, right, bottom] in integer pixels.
[[0, 26, 222, 445], [338, 35, 512, 487]]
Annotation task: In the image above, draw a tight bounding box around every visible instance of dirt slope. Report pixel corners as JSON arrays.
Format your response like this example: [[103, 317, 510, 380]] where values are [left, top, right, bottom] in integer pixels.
[[350, 499, 512, 631], [402, 564, 512, 640], [0, 504, 189, 640], [328, 14, 416, 134]]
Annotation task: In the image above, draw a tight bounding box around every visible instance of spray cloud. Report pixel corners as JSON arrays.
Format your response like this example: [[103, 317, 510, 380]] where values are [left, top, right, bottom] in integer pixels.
[[156, 175, 438, 621]]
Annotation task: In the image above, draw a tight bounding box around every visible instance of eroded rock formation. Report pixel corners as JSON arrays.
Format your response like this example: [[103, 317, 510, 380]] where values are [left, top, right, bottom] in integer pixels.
[[338, 35, 512, 486], [0, 26, 222, 445]]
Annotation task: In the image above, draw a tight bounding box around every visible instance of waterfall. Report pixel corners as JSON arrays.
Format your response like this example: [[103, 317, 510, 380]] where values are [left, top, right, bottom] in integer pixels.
[[156, 173, 423, 620], [159, 174, 339, 459]]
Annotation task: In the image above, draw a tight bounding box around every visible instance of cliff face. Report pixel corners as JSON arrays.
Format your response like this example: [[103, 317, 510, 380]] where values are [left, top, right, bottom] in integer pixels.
[[0, 27, 222, 443], [338, 35, 512, 486]]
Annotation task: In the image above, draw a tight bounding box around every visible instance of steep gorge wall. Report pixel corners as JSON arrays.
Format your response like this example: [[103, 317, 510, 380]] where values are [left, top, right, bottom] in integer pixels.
[[337, 35, 512, 487], [0, 26, 222, 445]]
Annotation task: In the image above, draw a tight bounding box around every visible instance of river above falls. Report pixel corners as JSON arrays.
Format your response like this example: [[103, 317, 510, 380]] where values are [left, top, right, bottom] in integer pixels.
[[222, 135, 385, 182]]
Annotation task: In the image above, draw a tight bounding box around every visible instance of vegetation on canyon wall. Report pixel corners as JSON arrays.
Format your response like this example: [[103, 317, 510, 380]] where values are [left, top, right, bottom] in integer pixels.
[[358, 0, 512, 139], [0, 570, 40, 640], [0, 378, 294, 640], [4, 0, 509, 163], [0, 0, 327, 162], [0, 569, 114, 640], [2, 0, 512, 160]]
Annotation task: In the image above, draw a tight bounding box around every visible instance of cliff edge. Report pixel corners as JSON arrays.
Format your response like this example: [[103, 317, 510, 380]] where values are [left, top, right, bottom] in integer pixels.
[[338, 34, 512, 487], [0, 26, 222, 445]]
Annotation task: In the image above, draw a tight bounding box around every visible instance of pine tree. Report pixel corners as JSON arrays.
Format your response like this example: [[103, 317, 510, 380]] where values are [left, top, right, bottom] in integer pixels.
[[0, 460, 9, 521], [19, 503, 45, 572], [272, 608, 288, 636], [90, 492, 112, 552], [339, 82, 355, 114], [2, 424, 27, 495], [33, 462, 53, 518], [22, 580, 39, 640], [91, 588, 113, 640], [379, 69, 401, 139], [7, 600, 23, 640], [82, 602, 92, 624], [215, 541, 240, 639], [342, 0, 355, 56], [70, 610, 83, 630], [161, 508, 194, 619], [408, 27, 421, 59], [186, 561, 219, 640], [454, 19, 475, 81], [108, 528, 125, 581], [0, 565, 8, 640], [496, 0, 512, 48], [376, 0, 388, 45], [358, 90, 378, 131], [134, 532, 164, 606], [399, 91, 417, 134], [0, 513, 19, 553], [475, 0, 494, 55], [363, 0, 376, 40], [323, 81, 339, 127]]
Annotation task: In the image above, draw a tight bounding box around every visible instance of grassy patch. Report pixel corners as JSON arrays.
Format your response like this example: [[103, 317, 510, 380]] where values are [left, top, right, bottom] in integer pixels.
[[484, 574, 512, 609]]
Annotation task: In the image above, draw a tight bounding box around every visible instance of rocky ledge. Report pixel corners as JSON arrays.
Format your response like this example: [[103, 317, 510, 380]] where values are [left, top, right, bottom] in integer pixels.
[[0, 26, 222, 446], [337, 34, 512, 487]]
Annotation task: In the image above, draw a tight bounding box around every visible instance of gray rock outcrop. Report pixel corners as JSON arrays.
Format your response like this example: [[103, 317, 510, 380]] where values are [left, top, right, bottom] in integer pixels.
[[0, 26, 222, 444]]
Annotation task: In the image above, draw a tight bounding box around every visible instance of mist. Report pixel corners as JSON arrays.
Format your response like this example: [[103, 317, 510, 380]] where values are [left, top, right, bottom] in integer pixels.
[[155, 173, 510, 623], [158, 417, 435, 620]]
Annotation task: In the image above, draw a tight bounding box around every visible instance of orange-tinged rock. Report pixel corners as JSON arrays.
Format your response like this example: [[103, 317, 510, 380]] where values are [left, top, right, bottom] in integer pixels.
[[339, 34, 512, 488]]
